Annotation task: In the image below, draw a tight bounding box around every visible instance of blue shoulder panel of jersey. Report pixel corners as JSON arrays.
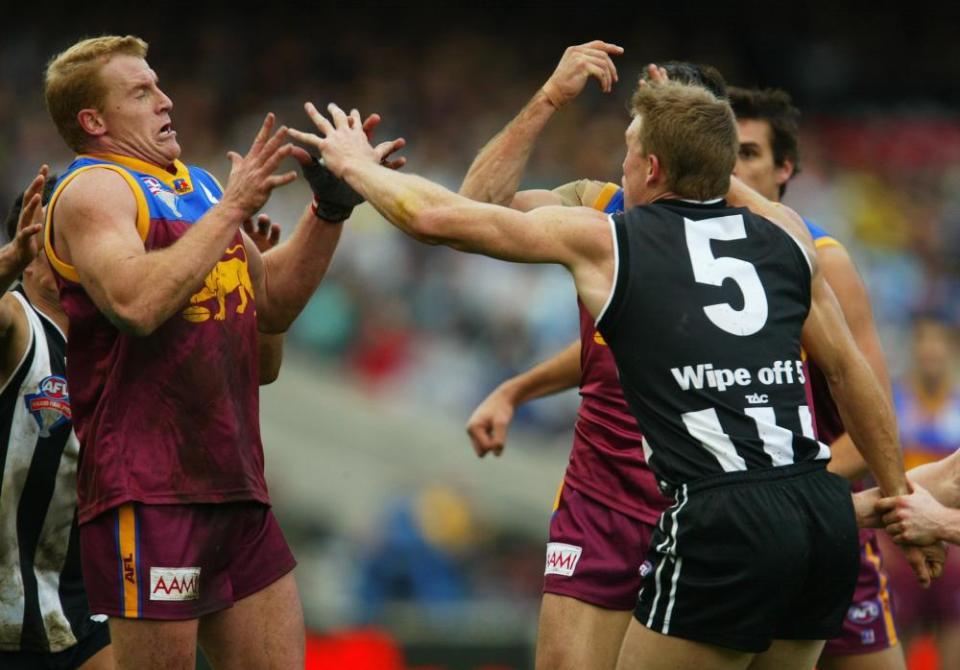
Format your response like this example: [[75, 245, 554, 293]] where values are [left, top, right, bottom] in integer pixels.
[[803, 217, 830, 241], [605, 188, 624, 215]]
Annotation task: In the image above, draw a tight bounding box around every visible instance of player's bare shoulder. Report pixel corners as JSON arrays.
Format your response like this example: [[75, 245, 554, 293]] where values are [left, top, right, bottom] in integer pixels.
[[54, 167, 139, 230]]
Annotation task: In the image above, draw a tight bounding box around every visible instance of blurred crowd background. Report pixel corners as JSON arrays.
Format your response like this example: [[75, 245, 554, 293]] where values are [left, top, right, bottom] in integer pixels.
[[3, 3, 959, 668]]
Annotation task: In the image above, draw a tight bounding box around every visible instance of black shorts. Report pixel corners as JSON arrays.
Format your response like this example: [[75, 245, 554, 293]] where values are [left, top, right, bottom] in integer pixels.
[[636, 461, 859, 653], [0, 620, 109, 670]]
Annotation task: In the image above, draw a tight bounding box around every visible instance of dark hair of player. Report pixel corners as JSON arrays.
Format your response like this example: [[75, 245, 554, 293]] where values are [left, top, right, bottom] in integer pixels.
[[728, 87, 802, 198], [644, 61, 728, 100]]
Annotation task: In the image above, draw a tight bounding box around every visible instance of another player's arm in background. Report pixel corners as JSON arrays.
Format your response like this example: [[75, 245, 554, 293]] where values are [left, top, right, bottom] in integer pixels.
[[855, 450, 960, 539], [459, 40, 622, 210], [467, 340, 581, 457], [289, 103, 615, 310], [0, 167, 48, 388], [242, 214, 284, 384], [816, 240, 892, 480], [50, 115, 297, 337], [800, 278, 905, 496]]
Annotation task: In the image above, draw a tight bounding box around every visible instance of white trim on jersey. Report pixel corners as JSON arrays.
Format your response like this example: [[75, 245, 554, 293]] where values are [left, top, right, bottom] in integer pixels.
[[745, 407, 796, 467], [681, 408, 748, 472], [782, 230, 815, 275], [798, 405, 831, 460], [594, 214, 620, 327], [675, 197, 723, 205]]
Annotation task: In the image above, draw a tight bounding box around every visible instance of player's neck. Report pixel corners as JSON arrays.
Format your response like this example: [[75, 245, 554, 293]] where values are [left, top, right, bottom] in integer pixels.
[[22, 278, 67, 334]]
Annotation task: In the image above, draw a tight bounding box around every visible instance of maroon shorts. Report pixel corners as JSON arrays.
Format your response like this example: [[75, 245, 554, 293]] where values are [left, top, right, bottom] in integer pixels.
[[879, 531, 960, 630], [821, 530, 899, 656], [80, 501, 296, 620], [543, 484, 655, 611]]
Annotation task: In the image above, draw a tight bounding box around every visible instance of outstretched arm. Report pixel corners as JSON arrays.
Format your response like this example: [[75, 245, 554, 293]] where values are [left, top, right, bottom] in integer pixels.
[[459, 40, 622, 208], [467, 340, 581, 457], [289, 103, 614, 313]]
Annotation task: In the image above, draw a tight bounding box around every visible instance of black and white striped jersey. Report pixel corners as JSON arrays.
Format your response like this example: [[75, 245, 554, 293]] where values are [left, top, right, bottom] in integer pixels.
[[596, 199, 829, 487], [0, 288, 97, 653]]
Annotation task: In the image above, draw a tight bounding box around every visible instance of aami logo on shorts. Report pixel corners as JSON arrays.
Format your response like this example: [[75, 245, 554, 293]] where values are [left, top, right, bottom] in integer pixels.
[[847, 600, 881, 625], [638, 560, 653, 578], [545, 543, 582, 577], [149, 567, 201, 601]]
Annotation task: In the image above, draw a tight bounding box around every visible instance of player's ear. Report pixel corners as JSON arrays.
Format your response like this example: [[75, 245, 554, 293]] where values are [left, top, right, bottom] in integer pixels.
[[775, 157, 794, 190], [77, 108, 107, 138], [646, 153, 661, 187]]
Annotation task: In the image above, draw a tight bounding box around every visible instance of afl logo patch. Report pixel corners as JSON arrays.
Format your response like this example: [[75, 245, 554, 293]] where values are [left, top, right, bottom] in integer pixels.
[[847, 600, 881, 625], [24, 375, 71, 437]]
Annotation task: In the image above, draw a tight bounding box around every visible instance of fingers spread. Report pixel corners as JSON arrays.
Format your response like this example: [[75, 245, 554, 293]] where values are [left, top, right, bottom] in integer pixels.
[[327, 103, 349, 129], [287, 128, 326, 154], [304, 102, 334, 136], [362, 113, 382, 140], [250, 113, 276, 155]]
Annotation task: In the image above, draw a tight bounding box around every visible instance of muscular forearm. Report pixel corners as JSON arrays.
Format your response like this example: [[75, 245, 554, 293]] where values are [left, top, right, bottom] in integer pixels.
[[343, 161, 470, 244], [906, 453, 960, 509], [827, 433, 870, 481], [0, 245, 28, 295], [88, 202, 248, 336], [459, 90, 557, 205], [258, 205, 343, 333], [826, 351, 907, 495], [499, 341, 581, 405]]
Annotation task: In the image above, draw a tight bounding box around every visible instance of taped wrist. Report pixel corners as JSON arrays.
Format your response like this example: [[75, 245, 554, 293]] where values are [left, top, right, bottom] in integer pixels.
[[302, 156, 363, 223]]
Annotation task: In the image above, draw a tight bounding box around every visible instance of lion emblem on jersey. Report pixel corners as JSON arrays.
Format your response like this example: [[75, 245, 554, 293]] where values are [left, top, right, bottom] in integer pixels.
[[183, 244, 254, 322], [24, 375, 71, 437]]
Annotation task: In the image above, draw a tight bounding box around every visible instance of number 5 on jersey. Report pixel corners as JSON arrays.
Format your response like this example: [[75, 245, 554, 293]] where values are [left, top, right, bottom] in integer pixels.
[[685, 215, 769, 337]]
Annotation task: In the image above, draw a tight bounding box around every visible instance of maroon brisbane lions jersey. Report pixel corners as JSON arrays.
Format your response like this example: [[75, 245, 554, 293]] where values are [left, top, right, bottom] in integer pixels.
[[561, 184, 672, 524], [45, 154, 268, 523]]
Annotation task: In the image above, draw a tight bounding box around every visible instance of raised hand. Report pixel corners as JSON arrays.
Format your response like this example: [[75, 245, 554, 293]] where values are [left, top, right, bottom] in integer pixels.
[[541, 40, 624, 109], [5, 165, 49, 270], [242, 213, 281, 252], [222, 113, 297, 220], [465, 387, 516, 458], [289, 103, 404, 179]]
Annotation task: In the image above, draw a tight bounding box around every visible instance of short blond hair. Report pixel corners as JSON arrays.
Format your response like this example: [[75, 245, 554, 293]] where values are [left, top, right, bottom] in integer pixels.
[[45, 35, 148, 153], [630, 81, 738, 201]]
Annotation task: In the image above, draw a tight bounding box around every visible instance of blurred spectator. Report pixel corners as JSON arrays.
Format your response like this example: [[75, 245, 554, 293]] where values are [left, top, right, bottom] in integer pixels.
[[885, 314, 960, 668]]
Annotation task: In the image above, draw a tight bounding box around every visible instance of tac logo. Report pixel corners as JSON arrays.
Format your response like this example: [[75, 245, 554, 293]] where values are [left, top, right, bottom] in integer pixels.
[[544, 542, 582, 577], [745, 393, 769, 405], [182, 244, 253, 323], [638, 560, 653, 578], [847, 600, 881, 625], [24, 375, 71, 437], [149, 567, 201, 601]]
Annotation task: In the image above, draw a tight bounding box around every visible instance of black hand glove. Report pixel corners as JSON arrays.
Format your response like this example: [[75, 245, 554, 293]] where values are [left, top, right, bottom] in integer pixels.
[[301, 155, 363, 223]]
